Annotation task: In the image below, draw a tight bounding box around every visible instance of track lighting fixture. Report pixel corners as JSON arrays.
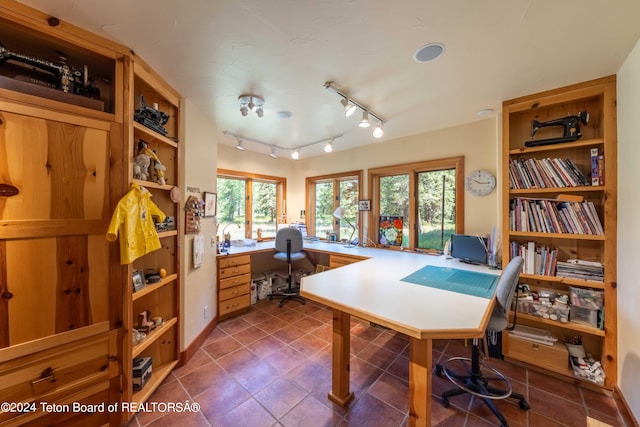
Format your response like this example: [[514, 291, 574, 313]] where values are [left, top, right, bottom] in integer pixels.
[[324, 81, 386, 138], [238, 94, 265, 118], [358, 111, 371, 128], [373, 122, 384, 138], [223, 131, 342, 159], [324, 139, 334, 153], [340, 98, 357, 117]]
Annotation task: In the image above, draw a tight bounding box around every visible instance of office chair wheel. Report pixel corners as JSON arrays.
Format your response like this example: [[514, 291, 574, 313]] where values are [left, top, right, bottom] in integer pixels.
[[441, 396, 450, 408], [435, 365, 444, 377], [518, 399, 530, 410]]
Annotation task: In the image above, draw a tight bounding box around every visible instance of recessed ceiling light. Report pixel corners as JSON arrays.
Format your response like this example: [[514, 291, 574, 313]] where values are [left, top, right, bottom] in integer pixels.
[[413, 43, 445, 63], [477, 108, 495, 116], [277, 111, 292, 119]]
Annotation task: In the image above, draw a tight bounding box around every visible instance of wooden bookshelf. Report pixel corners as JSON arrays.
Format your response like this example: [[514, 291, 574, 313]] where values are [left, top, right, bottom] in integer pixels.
[[501, 76, 617, 389]]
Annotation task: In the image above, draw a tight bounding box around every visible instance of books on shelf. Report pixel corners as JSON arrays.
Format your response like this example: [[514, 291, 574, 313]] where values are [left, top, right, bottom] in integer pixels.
[[509, 156, 590, 189], [509, 197, 604, 235], [510, 241, 558, 276]]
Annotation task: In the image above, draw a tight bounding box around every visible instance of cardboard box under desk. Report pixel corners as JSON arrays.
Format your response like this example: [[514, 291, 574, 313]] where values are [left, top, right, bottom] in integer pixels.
[[504, 333, 569, 372]]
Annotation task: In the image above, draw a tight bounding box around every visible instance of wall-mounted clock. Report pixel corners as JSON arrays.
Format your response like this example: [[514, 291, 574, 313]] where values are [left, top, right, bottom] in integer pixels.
[[465, 169, 496, 196]]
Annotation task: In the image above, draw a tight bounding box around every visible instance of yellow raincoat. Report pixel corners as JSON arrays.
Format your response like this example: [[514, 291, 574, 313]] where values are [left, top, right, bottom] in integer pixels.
[[106, 183, 166, 264]]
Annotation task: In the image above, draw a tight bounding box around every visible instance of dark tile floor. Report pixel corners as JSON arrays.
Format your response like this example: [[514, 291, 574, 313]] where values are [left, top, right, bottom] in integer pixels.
[[131, 299, 634, 427]]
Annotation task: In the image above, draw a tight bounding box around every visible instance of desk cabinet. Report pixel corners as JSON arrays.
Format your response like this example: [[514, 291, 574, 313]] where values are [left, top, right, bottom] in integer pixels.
[[217, 255, 252, 319]]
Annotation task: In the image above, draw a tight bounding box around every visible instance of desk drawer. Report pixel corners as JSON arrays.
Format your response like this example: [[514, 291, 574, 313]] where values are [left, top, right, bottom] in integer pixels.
[[219, 294, 250, 316], [219, 263, 251, 280], [219, 283, 250, 301], [219, 273, 251, 290], [219, 255, 250, 269], [504, 333, 569, 372]]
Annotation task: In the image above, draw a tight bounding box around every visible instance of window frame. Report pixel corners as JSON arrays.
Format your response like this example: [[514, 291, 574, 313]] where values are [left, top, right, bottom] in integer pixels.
[[217, 169, 287, 240], [305, 170, 363, 240], [367, 157, 464, 251]]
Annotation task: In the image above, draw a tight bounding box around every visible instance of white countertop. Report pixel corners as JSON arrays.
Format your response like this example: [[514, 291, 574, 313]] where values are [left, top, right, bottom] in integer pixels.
[[298, 243, 500, 340], [217, 240, 500, 340]]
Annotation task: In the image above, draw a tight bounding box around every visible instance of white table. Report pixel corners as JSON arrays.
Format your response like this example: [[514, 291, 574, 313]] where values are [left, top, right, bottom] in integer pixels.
[[299, 246, 499, 427]]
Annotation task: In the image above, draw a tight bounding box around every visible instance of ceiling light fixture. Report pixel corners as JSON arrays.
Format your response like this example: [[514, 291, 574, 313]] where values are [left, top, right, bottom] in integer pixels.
[[372, 122, 384, 138], [340, 98, 357, 117], [324, 139, 334, 153], [358, 111, 371, 128], [238, 94, 265, 118], [223, 131, 343, 159], [324, 81, 385, 138]]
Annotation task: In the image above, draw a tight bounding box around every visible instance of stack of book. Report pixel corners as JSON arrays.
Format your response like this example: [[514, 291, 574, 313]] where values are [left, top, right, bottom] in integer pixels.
[[509, 197, 604, 235], [509, 157, 590, 189], [556, 259, 604, 282]]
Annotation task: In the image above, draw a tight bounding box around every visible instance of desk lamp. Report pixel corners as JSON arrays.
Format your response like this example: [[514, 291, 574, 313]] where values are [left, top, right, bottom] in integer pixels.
[[333, 206, 356, 248]]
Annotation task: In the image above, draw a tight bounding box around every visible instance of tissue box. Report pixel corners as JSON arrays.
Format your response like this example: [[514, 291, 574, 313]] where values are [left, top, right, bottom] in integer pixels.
[[132, 357, 152, 391]]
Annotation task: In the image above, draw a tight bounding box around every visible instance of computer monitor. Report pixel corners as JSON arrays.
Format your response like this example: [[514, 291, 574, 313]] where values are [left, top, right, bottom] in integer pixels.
[[450, 234, 488, 265]]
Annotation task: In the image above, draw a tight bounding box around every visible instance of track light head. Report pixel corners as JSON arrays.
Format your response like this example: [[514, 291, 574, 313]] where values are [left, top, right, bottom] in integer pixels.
[[256, 107, 264, 118], [324, 139, 334, 153], [269, 146, 277, 158], [340, 98, 356, 117], [291, 148, 300, 160], [373, 122, 384, 138], [358, 111, 371, 128], [240, 105, 248, 116], [235, 138, 245, 151]]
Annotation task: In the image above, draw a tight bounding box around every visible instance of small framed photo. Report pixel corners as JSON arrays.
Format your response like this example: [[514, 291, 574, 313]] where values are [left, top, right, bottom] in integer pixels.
[[358, 200, 371, 211], [132, 270, 146, 293], [203, 192, 217, 217]]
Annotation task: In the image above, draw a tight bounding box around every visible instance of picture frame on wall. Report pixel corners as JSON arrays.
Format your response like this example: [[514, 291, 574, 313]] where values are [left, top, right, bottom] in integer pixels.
[[358, 200, 371, 211], [203, 191, 217, 217]]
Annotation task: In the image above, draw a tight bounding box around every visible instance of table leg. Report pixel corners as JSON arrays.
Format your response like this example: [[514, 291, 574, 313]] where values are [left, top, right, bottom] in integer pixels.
[[328, 308, 354, 406], [408, 337, 432, 427]]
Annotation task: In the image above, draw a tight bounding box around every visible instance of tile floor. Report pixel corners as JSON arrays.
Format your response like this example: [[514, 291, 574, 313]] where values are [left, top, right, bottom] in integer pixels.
[[131, 299, 634, 427]]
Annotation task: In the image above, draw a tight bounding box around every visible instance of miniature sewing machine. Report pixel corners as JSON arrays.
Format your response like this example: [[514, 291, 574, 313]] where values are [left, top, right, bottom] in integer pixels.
[[525, 111, 589, 147]]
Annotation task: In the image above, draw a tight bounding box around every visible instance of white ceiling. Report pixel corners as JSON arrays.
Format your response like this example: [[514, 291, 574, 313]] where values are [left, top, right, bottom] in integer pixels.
[[17, 0, 640, 159]]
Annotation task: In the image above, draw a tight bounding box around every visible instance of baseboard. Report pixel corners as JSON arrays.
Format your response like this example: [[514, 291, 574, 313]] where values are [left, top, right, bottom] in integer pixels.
[[614, 385, 639, 427], [178, 315, 218, 367]]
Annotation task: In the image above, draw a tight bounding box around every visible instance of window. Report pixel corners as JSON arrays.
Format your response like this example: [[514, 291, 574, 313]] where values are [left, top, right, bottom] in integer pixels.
[[369, 157, 464, 251], [306, 171, 362, 242], [217, 169, 286, 240]]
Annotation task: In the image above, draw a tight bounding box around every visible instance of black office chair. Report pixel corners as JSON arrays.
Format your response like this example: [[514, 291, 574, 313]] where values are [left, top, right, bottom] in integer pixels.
[[268, 228, 306, 307], [435, 256, 529, 427]]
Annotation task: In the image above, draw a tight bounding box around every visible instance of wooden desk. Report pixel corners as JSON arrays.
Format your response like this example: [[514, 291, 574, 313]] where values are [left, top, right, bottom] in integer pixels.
[[299, 249, 499, 427]]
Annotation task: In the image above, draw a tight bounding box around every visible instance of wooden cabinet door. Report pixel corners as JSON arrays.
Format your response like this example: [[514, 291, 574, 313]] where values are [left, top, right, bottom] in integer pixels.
[[0, 106, 118, 347]]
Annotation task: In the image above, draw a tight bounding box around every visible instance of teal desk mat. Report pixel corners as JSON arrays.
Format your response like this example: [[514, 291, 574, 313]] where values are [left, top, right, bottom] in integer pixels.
[[401, 265, 498, 299]]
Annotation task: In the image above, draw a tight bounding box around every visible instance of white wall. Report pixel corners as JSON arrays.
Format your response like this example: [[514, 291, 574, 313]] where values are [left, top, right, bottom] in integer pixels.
[[616, 37, 640, 421], [290, 118, 500, 238], [217, 117, 499, 248], [179, 99, 219, 348]]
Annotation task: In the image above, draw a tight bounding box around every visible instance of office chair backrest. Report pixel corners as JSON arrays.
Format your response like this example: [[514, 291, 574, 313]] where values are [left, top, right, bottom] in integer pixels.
[[487, 256, 523, 333], [275, 227, 304, 253]]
